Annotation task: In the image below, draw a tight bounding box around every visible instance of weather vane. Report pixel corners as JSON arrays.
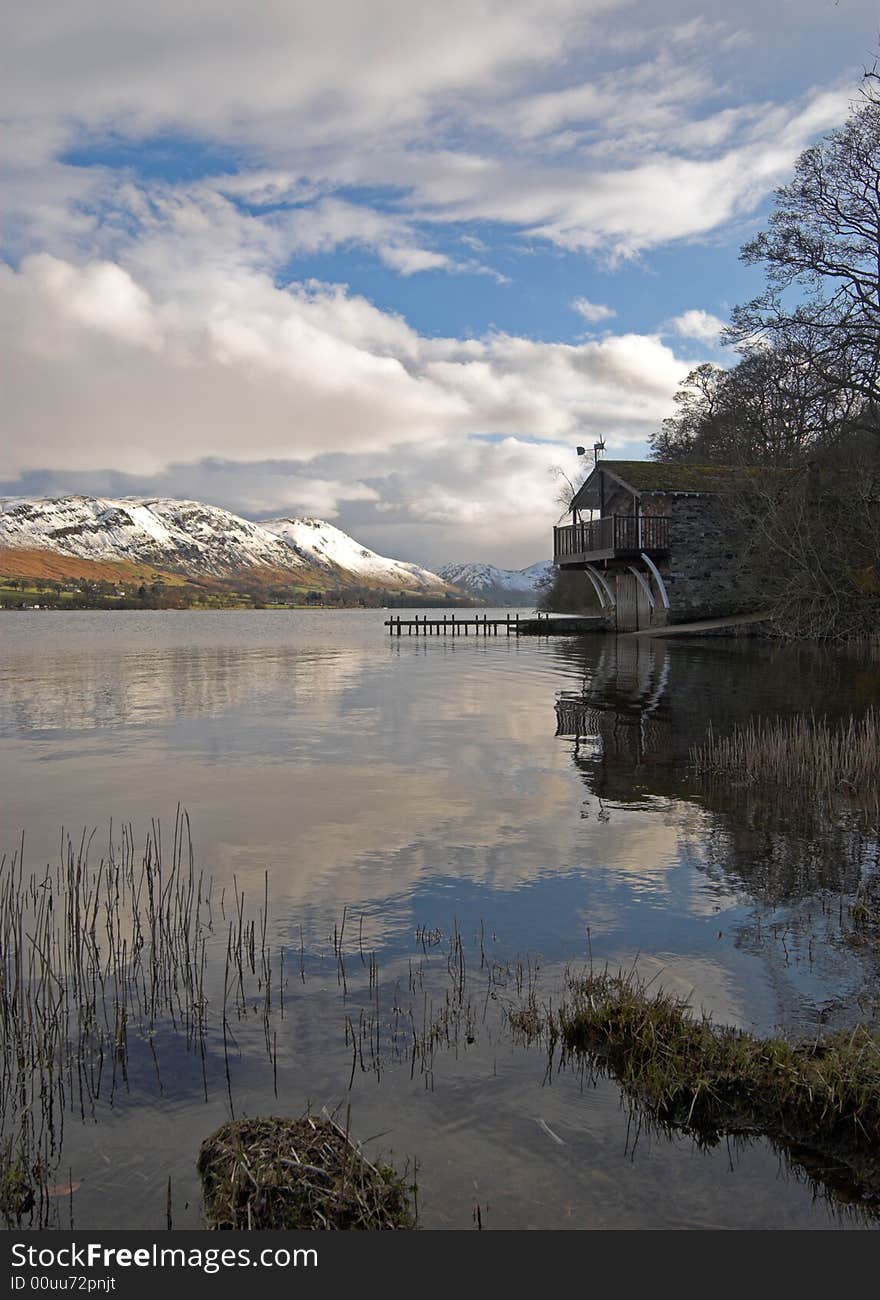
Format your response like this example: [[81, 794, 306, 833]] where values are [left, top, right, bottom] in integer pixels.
[[576, 439, 606, 465]]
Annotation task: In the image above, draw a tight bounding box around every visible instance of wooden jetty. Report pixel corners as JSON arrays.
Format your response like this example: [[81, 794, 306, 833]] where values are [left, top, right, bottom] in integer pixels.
[[384, 613, 605, 637], [385, 613, 518, 636]]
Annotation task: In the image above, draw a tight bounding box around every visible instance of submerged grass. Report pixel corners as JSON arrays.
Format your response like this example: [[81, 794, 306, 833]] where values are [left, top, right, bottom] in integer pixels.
[[548, 971, 880, 1202], [198, 1113, 415, 1230], [690, 708, 880, 796], [0, 1144, 35, 1221]]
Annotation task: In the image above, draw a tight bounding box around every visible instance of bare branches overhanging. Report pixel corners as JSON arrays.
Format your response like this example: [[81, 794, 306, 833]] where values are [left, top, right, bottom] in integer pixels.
[[651, 75, 880, 639]]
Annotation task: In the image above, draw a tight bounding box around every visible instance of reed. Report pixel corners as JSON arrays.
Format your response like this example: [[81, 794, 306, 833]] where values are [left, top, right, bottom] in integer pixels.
[[0, 809, 281, 1226], [690, 707, 880, 796]]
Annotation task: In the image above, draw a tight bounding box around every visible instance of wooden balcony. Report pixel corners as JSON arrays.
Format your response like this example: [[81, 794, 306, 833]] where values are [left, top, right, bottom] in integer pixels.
[[554, 514, 670, 566]]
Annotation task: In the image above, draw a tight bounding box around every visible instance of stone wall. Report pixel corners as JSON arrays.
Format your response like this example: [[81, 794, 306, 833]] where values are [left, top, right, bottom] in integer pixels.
[[568, 483, 762, 624], [645, 493, 759, 623]]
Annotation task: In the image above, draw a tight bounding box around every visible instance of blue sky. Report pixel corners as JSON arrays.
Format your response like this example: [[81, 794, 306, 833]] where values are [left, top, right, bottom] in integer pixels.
[[1, 0, 877, 566]]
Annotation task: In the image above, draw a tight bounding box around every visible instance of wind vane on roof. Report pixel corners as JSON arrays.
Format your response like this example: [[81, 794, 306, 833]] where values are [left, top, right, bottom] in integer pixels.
[[577, 438, 606, 466]]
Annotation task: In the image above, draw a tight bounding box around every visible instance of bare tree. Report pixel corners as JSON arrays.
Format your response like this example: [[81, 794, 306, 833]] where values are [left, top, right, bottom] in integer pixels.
[[728, 87, 880, 422], [548, 463, 589, 515], [648, 75, 880, 637]]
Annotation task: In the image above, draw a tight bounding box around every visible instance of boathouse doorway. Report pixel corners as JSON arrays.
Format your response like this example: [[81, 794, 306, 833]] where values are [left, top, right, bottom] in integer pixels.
[[614, 571, 652, 631]]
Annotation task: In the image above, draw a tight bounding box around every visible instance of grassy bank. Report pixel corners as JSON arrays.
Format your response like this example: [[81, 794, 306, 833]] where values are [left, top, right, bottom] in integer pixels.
[[530, 971, 880, 1204]]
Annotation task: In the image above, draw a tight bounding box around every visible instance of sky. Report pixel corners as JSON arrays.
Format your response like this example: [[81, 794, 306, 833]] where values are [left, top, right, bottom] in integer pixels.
[[1, 1, 878, 568]]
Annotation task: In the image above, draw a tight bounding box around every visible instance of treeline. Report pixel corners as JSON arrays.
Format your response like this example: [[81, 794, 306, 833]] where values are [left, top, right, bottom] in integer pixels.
[[1, 577, 219, 610], [259, 584, 477, 608], [1, 574, 482, 611], [650, 76, 880, 640], [536, 569, 595, 614]]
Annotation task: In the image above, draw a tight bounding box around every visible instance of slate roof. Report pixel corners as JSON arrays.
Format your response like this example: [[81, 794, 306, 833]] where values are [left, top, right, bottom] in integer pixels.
[[570, 460, 769, 510]]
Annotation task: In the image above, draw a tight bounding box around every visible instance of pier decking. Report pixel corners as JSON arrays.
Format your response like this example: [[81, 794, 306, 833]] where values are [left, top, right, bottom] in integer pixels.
[[385, 613, 518, 636], [384, 614, 605, 636]]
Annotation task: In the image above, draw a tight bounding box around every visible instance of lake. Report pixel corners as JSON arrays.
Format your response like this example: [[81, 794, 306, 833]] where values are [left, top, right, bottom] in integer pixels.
[[2, 609, 879, 1230]]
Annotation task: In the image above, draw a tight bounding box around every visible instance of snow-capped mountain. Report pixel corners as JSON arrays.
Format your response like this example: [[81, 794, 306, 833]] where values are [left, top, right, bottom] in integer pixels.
[[0, 496, 304, 577], [262, 518, 447, 592], [437, 560, 553, 605], [0, 495, 449, 591]]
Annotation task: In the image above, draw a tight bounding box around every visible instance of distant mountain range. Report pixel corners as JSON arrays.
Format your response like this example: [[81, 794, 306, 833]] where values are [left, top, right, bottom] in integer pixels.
[[0, 494, 551, 604], [0, 496, 450, 593], [437, 560, 552, 605]]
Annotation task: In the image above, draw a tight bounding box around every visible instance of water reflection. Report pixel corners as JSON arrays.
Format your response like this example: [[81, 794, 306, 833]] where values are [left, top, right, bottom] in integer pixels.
[[2, 612, 880, 1229], [554, 634, 880, 1021], [0, 643, 375, 734]]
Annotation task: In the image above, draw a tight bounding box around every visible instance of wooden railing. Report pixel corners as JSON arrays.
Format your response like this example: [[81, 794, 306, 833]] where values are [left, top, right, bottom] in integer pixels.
[[554, 514, 670, 561]]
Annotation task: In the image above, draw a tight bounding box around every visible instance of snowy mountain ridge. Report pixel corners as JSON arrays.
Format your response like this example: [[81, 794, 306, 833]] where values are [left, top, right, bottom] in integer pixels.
[[437, 560, 552, 604], [0, 496, 449, 591], [261, 516, 450, 592]]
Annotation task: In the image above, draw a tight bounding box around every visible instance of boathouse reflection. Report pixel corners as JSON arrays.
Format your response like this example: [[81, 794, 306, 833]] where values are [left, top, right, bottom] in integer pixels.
[[553, 636, 879, 910], [555, 637, 675, 803]]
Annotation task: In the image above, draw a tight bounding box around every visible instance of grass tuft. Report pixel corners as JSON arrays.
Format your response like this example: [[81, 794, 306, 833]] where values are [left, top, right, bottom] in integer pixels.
[[0, 1143, 36, 1223], [198, 1113, 415, 1230]]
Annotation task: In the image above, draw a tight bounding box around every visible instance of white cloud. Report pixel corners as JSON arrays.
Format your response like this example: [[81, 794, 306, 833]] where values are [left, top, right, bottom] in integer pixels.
[[571, 297, 616, 323], [502, 89, 852, 259], [0, 0, 871, 562], [179, 471, 380, 520], [667, 308, 727, 343], [1, 253, 690, 478], [353, 436, 574, 564], [280, 198, 454, 275], [0, 5, 860, 269], [0, 239, 695, 563], [28, 254, 162, 348], [1, 2, 612, 159]]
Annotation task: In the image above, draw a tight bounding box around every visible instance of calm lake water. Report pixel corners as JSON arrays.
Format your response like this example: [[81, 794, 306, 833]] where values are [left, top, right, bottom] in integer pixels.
[[2, 609, 880, 1230]]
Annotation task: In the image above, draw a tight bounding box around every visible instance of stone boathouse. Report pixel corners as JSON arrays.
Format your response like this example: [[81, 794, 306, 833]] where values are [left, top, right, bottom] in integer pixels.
[[553, 460, 761, 632]]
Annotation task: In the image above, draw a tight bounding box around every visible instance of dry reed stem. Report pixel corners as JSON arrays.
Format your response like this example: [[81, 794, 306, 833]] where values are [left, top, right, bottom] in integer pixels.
[[691, 707, 880, 799]]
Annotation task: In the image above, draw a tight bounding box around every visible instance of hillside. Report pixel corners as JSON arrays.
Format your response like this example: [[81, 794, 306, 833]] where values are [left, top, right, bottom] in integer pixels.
[[262, 517, 447, 593], [0, 496, 450, 595]]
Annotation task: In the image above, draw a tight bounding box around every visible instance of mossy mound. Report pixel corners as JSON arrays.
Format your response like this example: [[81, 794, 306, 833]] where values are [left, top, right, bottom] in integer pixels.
[[198, 1114, 415, 1230], [556, 972, 880, 1204]]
